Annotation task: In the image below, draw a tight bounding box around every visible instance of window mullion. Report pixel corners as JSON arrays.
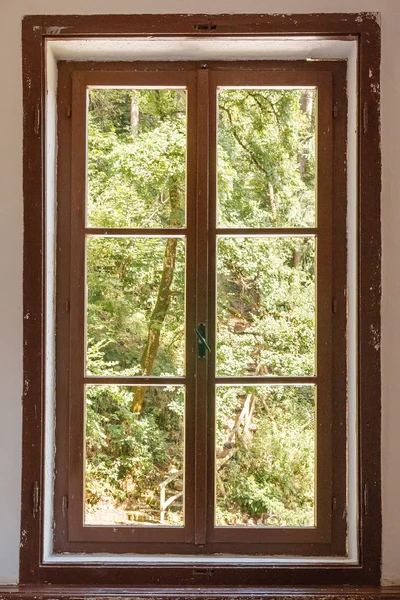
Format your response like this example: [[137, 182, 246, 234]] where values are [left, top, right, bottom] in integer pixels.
[[193, 68, 211, 546], [206, 70, 218, 541]]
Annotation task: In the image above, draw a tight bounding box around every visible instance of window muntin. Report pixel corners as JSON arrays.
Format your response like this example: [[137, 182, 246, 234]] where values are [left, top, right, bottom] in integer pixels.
[[54, 64, 346, 556]]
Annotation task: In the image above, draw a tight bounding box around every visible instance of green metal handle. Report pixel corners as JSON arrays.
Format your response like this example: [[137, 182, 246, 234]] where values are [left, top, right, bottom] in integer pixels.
[[195, 323, 211, 358]]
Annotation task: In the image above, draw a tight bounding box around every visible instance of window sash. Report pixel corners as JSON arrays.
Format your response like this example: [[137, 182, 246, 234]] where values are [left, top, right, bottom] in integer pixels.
[[53, 62, 347, 556]]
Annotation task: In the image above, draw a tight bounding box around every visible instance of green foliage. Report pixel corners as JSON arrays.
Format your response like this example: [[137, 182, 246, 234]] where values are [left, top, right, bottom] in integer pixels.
[[84, 86, 317, 527], [87, 89, 186, 229], [217, 237, 315, 377], [218, 89, 315, 228], [86, 357, 184, 523], [86, 237, 185, 376], [216, 386, 314, 526]]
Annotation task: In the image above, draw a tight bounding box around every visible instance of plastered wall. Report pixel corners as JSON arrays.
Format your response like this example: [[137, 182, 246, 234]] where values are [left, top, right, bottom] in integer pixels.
[[0, 0, 397, 586]]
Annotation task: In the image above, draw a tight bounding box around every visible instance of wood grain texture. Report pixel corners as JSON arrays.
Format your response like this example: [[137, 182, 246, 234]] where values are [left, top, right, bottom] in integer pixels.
[[1, 585, 400, 599]]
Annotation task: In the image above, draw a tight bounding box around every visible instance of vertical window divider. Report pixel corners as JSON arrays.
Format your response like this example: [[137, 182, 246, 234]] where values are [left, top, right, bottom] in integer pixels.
[[207, 71, 218, 537], [194, 68, 210, 546], [185, 70, 198, 543]]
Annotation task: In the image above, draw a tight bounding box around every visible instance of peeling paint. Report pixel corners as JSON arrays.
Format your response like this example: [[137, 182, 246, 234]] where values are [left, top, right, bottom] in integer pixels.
[[370, 324, 381, 351], [355, 12, 380, 24], [46, 26, 67, 35], [370, 82, 380, 95], [24, 312, 30, 320], [20, 529, 27, 549]]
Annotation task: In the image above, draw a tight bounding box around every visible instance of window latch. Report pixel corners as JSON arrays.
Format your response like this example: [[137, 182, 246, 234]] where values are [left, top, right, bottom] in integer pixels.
[[195, 323, 211, 358]]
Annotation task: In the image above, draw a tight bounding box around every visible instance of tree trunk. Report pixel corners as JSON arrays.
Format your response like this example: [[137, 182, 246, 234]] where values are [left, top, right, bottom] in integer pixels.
[[132, 183, 180, 412], [268, 182, 277, 221], [130, 91, 139, 134], [300, 89, 313, 118], [298, 90, 313, 178], [295, 90, 314, 269], [293, 248, 301, 269]]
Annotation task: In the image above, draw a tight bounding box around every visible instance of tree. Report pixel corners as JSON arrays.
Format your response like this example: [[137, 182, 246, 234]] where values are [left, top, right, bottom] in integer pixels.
[[84, 86, 317, 527]]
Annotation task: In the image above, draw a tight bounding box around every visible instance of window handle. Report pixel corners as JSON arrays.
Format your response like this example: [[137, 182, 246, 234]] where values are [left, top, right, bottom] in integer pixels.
[[195, 323, 211, 358]]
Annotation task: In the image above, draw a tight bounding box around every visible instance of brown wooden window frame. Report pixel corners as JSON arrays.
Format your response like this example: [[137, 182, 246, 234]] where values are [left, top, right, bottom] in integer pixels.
[[53, 61, 346, 557], [21, 13, 381, 588]]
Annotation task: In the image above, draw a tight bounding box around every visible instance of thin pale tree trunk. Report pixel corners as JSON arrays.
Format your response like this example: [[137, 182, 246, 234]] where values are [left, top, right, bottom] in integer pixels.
[[130, 91, 139, 134]]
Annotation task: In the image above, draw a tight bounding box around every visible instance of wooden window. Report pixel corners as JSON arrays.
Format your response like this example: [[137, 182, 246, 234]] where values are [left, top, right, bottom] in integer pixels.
[[52, 60, 347, 557], [21, 14, 381, 587]]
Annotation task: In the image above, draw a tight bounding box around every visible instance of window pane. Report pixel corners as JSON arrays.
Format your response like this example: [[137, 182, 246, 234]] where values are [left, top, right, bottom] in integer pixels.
[[215, 385, 315, 527], [87, 89, 186, 228], [85, 385, 185, 526], [86, 236, 185, 376], [216, 237, 315, 376], [217, 89, 316, 228]]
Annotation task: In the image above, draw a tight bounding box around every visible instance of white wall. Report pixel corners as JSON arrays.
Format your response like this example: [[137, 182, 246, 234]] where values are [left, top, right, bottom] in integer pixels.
[[0, 0, 397, 586]]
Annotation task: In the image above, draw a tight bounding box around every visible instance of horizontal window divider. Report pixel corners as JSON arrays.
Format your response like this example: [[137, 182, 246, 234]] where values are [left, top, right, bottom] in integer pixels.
[[85, 228, 187, 237], [215, 376, 317, 385], [216, 228, 317, 237], [84, 376, 187, 385]]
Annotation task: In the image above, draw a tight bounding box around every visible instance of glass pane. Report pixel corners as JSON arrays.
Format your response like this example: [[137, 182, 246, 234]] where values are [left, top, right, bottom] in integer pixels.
[[215, 385, 315, 527], [85, 385, 185, 526], [87, 89, 186, 228], [216, 237, 315, 377], [86, 236, 185, 376], [217, 89, 316, 228]]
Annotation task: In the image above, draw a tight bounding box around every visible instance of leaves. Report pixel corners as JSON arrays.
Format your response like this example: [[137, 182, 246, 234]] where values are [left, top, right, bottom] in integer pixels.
[[84, 87, 317, 527]]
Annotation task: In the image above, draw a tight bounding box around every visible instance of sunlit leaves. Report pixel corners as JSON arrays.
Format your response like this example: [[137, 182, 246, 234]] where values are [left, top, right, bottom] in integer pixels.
[[87, 89, 186, 228], [216, 386, 315, 526], [84, 87, 317, 527], [218, 89, 315, 228], [217, 237, 315, 376]]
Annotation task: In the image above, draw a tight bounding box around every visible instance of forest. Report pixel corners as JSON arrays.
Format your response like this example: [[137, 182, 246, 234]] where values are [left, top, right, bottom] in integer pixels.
[[84, 81, 316, 529]]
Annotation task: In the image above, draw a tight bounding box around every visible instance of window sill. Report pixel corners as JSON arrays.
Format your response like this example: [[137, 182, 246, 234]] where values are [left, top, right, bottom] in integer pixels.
[[0, 587, 399, 599]]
